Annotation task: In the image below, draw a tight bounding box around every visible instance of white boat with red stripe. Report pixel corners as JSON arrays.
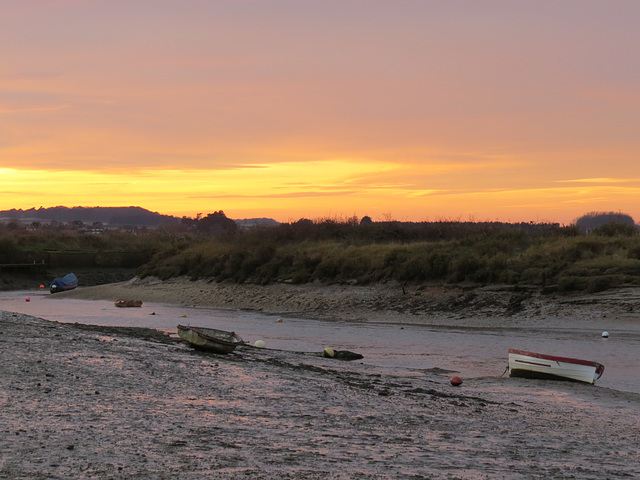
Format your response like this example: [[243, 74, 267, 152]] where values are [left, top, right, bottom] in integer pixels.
[[508, 348, 605, 385]]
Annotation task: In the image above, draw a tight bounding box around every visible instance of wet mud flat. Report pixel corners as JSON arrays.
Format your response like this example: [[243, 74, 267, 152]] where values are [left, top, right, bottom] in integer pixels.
[[2, 311, 640, 479]]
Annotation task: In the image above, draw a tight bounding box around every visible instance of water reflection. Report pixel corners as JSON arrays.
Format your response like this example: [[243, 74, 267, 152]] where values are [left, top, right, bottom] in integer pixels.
[[1, 288, 638, 394]]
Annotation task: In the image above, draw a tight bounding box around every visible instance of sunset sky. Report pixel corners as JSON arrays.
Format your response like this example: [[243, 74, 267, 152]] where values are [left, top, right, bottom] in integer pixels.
[[2, 1, 639, 224]]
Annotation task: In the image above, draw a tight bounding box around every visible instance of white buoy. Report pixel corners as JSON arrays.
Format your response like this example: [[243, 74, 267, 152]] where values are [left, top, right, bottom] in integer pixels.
[[254, 340, 266, 348], [602, 331, 609, 338]]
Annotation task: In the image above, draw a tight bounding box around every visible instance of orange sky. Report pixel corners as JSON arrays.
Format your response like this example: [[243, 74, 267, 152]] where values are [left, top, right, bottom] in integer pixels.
[[2, 1, 639, 224]]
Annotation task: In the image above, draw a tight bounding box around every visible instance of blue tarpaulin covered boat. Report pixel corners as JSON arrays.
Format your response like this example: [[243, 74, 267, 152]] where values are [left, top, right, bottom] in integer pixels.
[[50, 273, 78, 294]]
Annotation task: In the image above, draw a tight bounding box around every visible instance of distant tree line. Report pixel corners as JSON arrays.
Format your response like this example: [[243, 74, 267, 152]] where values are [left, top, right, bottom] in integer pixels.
[[174, 210, 639, 243]]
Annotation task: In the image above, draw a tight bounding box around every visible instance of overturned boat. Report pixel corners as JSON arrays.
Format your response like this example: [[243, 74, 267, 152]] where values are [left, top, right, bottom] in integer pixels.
[[508, 348, 604, 385], [49, 273, 78, 294], [177, 325, 244, 354]]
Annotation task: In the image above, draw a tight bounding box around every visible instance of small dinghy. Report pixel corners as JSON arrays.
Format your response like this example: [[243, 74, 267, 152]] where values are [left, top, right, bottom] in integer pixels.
[[177, 325, 244, 354], [508, 348, 604, 384], [115, 299, 143, 307], [49, 273, 78, 294]]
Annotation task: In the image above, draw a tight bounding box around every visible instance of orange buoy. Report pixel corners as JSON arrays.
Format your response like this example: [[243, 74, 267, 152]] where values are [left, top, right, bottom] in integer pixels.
[[450, 376, 463, 386], [39, 284, 45, 290], [277, 318, 283, 323]]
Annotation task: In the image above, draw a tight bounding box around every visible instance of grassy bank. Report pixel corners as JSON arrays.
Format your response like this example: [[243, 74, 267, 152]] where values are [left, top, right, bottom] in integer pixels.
[[3, 220, 638, 294], [0, 229, 164, 256], [0, 230, 165, 289], [137, 221, 640, 293]]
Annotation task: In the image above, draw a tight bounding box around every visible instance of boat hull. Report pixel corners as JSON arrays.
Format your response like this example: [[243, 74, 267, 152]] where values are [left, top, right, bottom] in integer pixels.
[[508, 348, 604, 384], [177, 325, 243, 354], [50, 273, 78, 294]]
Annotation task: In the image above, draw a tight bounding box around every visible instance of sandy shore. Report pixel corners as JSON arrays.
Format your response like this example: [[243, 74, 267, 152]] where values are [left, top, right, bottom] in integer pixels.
[[2, 309, 640, 479], [3, 278, 640, 478]]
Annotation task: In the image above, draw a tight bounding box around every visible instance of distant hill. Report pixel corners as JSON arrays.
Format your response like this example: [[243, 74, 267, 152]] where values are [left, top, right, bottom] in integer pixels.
[[0, 206, 280, 229], [0, 206, 180, 227]]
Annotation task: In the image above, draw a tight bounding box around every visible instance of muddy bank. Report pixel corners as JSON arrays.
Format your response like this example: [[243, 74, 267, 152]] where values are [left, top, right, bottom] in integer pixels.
[[60, 276, 640, 329], [2, 310, 640, 479]]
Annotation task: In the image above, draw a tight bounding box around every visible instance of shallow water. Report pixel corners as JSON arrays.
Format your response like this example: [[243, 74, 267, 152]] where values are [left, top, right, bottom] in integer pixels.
[[2, 288, 639, 395]]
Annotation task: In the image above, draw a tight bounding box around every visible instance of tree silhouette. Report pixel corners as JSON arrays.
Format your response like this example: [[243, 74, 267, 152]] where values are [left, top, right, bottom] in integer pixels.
[[197, 211, 238, 237], [575, 212, 636, 233]]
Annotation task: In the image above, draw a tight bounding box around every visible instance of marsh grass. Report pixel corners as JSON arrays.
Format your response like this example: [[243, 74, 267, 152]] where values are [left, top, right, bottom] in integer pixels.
[[4, 221, 637, 293], [0, 229, 166, 269], [1, 229, 165, 254], [136, 221, 640, 293]]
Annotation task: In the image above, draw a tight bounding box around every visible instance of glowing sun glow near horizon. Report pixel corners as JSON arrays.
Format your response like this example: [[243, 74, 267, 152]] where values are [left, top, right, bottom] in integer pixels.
[[2, 1, 639, 225]]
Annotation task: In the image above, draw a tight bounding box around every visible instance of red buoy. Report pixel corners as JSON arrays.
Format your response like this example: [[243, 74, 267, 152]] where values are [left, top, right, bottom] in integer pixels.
[[450, 376, 463, 386]]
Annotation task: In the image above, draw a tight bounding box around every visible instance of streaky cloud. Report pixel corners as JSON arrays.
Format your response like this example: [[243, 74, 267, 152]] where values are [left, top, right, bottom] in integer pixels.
[[189, 190, 358, 199], [557, 178, 639, 184]]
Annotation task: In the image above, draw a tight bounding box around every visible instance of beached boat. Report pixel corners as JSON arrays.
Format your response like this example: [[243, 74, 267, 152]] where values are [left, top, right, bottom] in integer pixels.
[[115, 299, 143, 307], [177, 325, 244, 354], [508, 348, 604, 384], [49, 273, 78, 294]]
